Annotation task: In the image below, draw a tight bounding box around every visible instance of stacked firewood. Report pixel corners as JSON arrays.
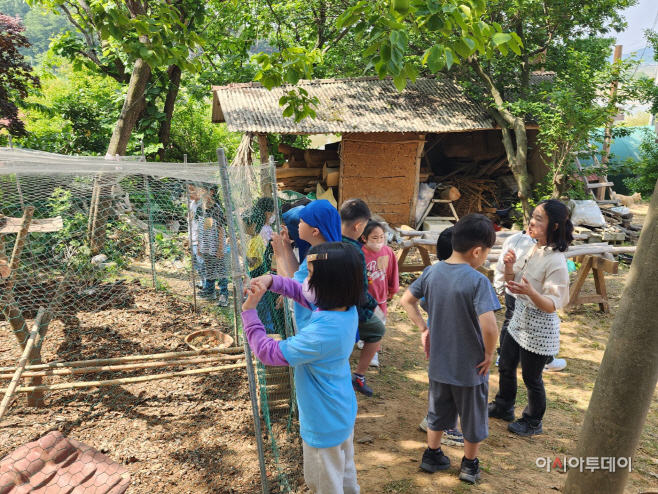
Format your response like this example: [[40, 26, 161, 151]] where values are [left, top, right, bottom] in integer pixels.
[[276, 144, 339, 193], [432, 176, 499, 218]]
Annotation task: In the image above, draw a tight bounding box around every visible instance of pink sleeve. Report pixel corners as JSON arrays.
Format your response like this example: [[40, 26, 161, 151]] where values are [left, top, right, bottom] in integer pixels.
[[388, 248, 400, 294], [270, 275, 312, 309], [241, 310, 289, 366]]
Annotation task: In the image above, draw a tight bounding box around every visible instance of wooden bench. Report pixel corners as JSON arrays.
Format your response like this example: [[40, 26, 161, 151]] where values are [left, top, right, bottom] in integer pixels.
[[567, 255, 619, 313]]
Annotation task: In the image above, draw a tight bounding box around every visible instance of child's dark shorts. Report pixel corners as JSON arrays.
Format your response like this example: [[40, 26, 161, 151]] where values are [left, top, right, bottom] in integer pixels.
[[427, 379, 489, 443], [357, 315, 386, 343]]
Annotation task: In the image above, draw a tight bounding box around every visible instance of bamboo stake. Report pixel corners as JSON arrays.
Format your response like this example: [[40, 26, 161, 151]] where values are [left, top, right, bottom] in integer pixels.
[[0, 354, 246, 379], [9, 205, 35, 275], [0, 346, 245, 373], [0, 307, 46, 420], [0, 362, 248, 394]]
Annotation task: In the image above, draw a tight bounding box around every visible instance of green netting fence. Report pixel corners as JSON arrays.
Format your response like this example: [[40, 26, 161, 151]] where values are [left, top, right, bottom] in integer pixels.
[[0, 147, 302, 493]]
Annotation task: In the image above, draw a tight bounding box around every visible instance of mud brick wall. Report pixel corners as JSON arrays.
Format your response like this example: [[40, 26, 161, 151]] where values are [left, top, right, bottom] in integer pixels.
[[340, 133, 423, 226]]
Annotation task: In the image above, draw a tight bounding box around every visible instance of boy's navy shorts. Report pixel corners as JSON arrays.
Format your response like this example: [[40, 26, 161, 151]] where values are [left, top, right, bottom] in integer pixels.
[[427, 379, 489, 443]]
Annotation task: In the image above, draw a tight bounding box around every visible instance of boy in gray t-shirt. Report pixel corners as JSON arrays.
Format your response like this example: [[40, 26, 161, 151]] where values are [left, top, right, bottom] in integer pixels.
[[401, 214, 500, 484]]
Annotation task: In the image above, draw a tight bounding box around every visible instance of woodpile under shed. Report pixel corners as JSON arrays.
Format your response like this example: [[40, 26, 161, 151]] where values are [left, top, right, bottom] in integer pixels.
[[275, 144, 338, 194]]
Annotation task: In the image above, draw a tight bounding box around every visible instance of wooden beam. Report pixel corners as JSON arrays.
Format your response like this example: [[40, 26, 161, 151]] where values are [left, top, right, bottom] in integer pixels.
[[410, 135, 426, 227], [257, 134, 272, 196]]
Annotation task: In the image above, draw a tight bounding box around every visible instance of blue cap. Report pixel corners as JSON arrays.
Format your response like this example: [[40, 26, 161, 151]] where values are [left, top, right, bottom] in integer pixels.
[[298, 199, 342, 243]]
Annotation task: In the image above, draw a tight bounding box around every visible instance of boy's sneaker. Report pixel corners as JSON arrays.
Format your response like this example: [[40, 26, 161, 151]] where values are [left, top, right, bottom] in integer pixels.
[[419, 447, 451, 473], [508, 417, 543, 436], [199, 290, 217, 301], [419, 416, 428, 432], [352, 373, 373, 397], [217, 293, 229, 307], [544, 358, 567, 372], [459, 456, 481, 484], [369, 352, 380, 367], [357, 340, 365, 350], [487, 402, 515, 422], [442, 429, 464, 447]]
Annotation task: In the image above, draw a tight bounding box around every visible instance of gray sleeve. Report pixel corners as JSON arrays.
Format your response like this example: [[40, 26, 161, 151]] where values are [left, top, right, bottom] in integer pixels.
[[408, 270, 427, 300], [474, 276, 502, 316]]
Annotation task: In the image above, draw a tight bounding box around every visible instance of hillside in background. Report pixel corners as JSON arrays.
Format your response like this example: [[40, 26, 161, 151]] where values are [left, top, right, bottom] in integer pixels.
[[0, 0, 68, 62]]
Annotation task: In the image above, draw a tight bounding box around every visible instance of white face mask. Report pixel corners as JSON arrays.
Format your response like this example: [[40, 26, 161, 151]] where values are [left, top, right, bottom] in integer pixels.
[[366, 240, 385, 252], [268, 214, 276, 225], [302, 277, 317, 305]]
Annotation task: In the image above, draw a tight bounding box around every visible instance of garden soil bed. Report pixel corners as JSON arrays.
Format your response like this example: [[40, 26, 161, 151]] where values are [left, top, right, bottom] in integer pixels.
[[0, 285, 303, 494]]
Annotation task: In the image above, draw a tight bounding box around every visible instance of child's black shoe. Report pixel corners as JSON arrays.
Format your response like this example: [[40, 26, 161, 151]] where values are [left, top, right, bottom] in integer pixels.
[[419, 447, 450, 473], [487, 402, 515, 422], [352, 373, 373, 397], [508, 417, 543, 436], [459, 456, 481, 483]]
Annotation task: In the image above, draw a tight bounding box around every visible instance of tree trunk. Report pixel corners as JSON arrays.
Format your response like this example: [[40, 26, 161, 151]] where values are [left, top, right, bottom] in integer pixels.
[[563, 179, 658, 494], [106, 51, 152, 157], [258, 134, 273, 196], [471, 60, 533, 225], [157, 64, 182, 161]]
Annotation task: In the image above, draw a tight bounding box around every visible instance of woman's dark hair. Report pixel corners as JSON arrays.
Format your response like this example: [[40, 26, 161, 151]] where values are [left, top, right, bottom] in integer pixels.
[[452, 214, 496, 253], [436, 227, 454, 261], [359, 220, 385, 244], [307, 242, 366, 310], [536, 199, 574, 252]]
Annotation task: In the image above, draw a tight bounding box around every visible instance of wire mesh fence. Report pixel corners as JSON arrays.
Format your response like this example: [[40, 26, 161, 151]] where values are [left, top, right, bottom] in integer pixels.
[[0, 147, 302, 493], [219, 152, 302, 492]]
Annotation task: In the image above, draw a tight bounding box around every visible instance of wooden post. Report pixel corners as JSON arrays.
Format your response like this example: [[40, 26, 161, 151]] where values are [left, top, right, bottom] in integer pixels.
[[0, 307, 46, 421], [9, 205, 35, 275], [257, 134, 272, 196], [0, 206, 35, 349], [409, 134, 426, 227], [599, 44, 622, 201], [25, 277, 70, 407]]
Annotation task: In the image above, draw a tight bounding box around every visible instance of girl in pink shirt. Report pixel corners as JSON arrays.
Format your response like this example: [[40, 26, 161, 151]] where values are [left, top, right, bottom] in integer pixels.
[[360, 221, 399, 319]]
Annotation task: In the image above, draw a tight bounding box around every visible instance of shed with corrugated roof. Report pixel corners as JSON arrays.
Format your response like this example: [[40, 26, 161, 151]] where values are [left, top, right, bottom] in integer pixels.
[[211, 76, 549, 226]]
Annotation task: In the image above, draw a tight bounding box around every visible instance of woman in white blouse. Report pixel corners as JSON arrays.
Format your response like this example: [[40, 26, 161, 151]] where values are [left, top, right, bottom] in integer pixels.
[[488, 200, 573, 436]]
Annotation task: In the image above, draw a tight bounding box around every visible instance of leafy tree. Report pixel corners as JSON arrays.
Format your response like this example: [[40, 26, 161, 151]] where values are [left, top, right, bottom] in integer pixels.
[[12, 62, 123, 154], [0, 0, 68, 60], [30, 0, 208, 156], [0, 13, 39, 137], [622, 129, 658, 196], [533, 39, 643, 199], [253, 0, 639, 222]]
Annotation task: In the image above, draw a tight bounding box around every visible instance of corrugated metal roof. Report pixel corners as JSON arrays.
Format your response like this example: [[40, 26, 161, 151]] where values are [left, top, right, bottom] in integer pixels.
[[212, 76, 496, 134]]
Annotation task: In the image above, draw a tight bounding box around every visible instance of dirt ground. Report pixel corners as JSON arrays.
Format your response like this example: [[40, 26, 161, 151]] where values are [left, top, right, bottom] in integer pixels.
[[1, 201, 655, 493], [0, 282, 302, 493], [351, 201, 658, 494]]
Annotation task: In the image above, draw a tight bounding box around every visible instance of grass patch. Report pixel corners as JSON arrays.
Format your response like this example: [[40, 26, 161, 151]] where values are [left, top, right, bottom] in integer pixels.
[[383, 478, 417, 493]]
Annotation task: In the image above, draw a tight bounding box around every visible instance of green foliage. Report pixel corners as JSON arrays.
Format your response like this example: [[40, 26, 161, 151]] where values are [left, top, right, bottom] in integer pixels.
[[12, 62, 122, 154], [622, 128, 658, 196], [29, 0, 206, 73], [154, 232, 185, 260], [164, 95, 243, 163], [0, 0, 69, 61]]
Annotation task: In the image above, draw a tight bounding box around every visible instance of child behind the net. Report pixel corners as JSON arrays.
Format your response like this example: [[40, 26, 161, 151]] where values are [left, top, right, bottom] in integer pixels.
[[241, 242, 365, 494]]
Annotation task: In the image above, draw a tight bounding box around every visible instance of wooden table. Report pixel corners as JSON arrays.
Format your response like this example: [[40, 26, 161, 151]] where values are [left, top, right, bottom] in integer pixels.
[[567, 255, 619, 313]]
